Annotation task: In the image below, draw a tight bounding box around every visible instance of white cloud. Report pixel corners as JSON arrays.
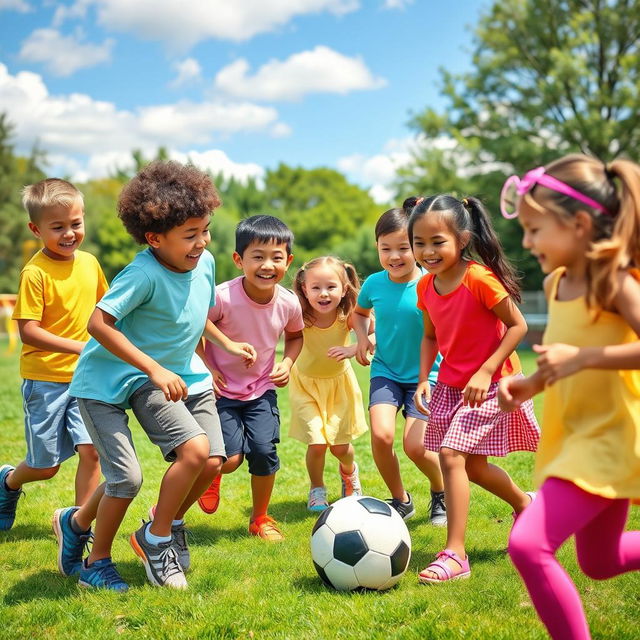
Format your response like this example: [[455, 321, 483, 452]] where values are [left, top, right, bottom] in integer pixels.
[[0, 0, 31, 12], [171, 150, 264, 185], [18, 28, 114, 76], [382, 0, 413, 9], [81, 0, 360, 50], [214, 46, 386, 101], [52, 0, 92, 27], [169, 58, 203, 88], [0, 63, 288, 159]]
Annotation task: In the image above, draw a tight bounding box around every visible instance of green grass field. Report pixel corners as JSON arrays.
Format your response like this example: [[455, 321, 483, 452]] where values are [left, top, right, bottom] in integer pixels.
[[0, 341, 638, 640]]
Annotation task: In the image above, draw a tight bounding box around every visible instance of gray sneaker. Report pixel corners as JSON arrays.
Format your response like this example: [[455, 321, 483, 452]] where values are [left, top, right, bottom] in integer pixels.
[[429, 490, 447, 527], [147, 505, 190, 572], [130, 522, 187, 589], [386, 492, 415, 521], [340, 462, 362, 498]]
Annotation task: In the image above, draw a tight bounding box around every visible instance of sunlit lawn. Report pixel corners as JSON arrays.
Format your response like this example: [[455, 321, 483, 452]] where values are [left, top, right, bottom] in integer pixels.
[[0, 339, 638, 639]]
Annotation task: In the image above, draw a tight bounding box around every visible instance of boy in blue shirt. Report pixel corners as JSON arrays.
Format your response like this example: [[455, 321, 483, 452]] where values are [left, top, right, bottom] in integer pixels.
[[55, 162, 255, 591]]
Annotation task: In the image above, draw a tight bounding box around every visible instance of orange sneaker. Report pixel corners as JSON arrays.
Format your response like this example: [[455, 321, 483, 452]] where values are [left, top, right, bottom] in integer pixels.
[[197, 474, 222, 514], [248, 515, 284, 542]]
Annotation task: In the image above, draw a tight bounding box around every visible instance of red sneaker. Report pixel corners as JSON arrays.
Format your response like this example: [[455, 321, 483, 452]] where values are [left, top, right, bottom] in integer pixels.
[[197, 474, 222, 514]]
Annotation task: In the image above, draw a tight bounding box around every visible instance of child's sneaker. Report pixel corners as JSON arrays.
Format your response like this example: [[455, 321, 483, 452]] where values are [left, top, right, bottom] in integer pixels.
[[197, 474, 222, 514], [307, 487, 329, 512], [78, 557, 129, 592], [249, 515, 284, 541], [0, 465, 22, 531], [339, 462, 362, 498], [147, 505, 190, 572], [386, 492, 415, 521], [130, 522, 187, 589], [428, 490, 447, 527], [52, 506, 92, 576]]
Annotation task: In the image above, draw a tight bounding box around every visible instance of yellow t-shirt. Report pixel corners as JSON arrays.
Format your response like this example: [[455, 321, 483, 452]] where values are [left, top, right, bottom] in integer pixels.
[[12, 250, 108, 382], [535, 267, 640, 499]]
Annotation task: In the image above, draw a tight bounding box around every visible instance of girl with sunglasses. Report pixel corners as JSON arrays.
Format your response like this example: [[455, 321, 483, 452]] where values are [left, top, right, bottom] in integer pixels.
[[498, 154, 640, 640], [409, 195, 540, 584]]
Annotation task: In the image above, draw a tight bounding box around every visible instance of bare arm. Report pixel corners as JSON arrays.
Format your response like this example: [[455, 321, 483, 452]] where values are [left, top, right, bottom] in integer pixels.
[[352, 305, 375, 366], [413, 311, 438, 415], [270, 329, 304, 387], [202, 318, 256, 367], [18, 319, 85, 355]]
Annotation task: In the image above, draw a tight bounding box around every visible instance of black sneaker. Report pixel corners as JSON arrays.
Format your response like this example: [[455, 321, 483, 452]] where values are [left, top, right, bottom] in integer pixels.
[[429, 490, 447, 527], [386, 492, 415, 521]]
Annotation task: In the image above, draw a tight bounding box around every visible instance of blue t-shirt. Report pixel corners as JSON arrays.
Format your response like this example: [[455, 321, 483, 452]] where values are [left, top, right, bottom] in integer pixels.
[[70, 248, 216, 407], [357, 270, 440, 385]]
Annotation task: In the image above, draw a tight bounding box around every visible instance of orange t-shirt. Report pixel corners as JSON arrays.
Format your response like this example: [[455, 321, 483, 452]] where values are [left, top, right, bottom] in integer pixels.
[[416, 261, 520, 389]]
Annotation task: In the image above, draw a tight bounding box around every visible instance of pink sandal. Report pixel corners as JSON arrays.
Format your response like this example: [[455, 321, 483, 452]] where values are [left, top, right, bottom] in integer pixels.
[[418, 548, 471, 584]]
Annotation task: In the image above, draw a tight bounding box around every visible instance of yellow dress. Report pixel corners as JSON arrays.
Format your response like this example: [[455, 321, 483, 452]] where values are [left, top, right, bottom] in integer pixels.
[[289, 317, 368, 445], [535, 268, 640, 499]]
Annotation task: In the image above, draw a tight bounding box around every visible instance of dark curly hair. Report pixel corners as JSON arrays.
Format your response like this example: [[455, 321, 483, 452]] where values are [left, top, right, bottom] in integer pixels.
[[118, 161, 222, 244]]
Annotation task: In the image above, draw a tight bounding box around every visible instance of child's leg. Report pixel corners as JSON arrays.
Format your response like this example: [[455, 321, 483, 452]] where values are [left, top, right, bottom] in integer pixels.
[[369, 403, 406, 501], [329, 443, 354, 475], [251, 473, 276, 520], [74, 444, 101, 506], [402, 416, 444, 492], [307, 444, 328, 487], [87, 495, 133, 564], [175, 455, 224, 520], [72, 481, 105, 531], [6, 461, 59, 488], [465, 454, 531, 513]]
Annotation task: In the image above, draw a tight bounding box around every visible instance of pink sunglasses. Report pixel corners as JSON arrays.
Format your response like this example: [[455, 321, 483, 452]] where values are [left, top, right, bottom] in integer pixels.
[[500, 166, 610, 219]]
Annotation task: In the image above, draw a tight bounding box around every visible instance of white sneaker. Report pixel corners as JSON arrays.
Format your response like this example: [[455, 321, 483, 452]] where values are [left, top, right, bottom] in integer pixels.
[[307, 487, 329, 512], [340, 462, 362, 497]]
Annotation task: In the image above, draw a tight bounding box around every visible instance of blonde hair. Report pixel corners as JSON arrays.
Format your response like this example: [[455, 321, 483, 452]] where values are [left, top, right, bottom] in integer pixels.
[[293, 256, 360, 327], [22, 178, 84, 222], [531, 154, 640, 311]]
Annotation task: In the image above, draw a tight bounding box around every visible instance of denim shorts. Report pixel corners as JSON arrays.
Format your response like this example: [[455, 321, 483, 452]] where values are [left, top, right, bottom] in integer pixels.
[[21, 379, 92, 468], [368, 376, 428, 421], [77, 381, 226, 499], [216, 389, 280, 476]]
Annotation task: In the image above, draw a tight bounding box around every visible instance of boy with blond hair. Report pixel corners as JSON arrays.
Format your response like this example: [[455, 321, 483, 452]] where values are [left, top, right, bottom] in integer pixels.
[[0, 179, 106, 550]]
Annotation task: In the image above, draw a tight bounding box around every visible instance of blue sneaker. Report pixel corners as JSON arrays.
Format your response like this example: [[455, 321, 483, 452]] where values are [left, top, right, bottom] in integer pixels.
[[0, 465, 22, 531], [78, 557, 129, 592], [52, 507, 92, 576]]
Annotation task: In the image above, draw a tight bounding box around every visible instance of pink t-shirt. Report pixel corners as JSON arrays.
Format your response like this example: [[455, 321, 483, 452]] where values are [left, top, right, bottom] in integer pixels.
[[205, 276, 304, 401], [416, 261, 521, 389]]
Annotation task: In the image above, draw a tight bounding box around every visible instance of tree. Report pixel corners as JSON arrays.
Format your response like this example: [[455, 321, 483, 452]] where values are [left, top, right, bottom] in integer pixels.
[[400, 0, 640, 288]]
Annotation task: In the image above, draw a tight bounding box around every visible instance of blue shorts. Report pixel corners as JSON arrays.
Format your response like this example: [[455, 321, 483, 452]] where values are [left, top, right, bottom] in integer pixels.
[[216, 390, 280, 476], [368, 376, 427, 421], [22, 379, 92, 468]]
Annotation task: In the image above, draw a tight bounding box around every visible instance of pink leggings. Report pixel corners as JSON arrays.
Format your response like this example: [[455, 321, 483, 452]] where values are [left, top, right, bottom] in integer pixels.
[[508, 477, 640, 639]]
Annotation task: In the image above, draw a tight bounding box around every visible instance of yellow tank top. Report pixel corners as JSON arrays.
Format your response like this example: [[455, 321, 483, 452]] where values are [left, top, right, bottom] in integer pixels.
[[295, 317, 350, 379], [535, 268, 640, 499]]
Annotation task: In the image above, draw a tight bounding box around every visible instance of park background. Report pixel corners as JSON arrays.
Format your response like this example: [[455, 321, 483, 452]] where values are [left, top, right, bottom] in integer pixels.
[[1, 1, 639, 638]]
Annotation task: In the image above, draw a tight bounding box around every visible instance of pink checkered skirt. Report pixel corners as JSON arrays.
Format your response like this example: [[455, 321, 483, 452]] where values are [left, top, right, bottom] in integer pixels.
[[424, 378, 540, 457]]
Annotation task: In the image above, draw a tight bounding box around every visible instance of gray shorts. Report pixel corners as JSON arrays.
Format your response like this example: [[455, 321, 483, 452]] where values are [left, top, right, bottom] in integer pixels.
[[77, 381, 226, 498]]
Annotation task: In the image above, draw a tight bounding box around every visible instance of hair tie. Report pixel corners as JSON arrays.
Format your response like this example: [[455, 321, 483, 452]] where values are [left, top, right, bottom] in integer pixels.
[[462, 198, 469, 208], [604, 163, 616, 182]]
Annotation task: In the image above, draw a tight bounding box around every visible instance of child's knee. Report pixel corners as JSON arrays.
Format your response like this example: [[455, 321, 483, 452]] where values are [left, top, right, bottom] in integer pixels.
[[577, 551, 614, 580], [371, 430, 394, 450], [223, 454, 244, 473], [402, 439, 423, 462], [77, 444, 100, 465], [439, 448, 465, 473], [246, 443, 279, 476], [37, 465, 60, 480], [206, 455, 224, 476], [175, 435, 209, 468], [507, 523, 539, 568], [329, 444, 349, 459], [106, 465, 143, 499]]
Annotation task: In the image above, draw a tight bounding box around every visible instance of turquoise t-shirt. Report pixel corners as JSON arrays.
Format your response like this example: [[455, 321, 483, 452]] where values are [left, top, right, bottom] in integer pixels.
[[357, 270, 440, 385], [70, 248, 216, 407]]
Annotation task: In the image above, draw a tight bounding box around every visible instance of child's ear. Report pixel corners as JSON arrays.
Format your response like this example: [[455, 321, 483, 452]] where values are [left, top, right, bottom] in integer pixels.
[[27, 222, 41, 238], [232, 251, 243, 270], [145, 231, 161, 248], [285, 254, 294, 268], [460, 230, 472, 250], [574, 210, 594, 238]]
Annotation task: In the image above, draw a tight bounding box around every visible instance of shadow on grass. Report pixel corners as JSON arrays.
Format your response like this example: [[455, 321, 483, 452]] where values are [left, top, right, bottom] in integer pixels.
[[410, 546, 508, 572], [184, 523, 250, 546], [292, 574, 401, 596], [241, 499, 315, 524], [0, 522, 52, 542]]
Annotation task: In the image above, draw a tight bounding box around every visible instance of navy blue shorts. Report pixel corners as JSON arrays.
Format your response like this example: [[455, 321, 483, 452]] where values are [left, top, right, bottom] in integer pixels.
[[368, 376, 427, 421], [216, 389, 280, 476]]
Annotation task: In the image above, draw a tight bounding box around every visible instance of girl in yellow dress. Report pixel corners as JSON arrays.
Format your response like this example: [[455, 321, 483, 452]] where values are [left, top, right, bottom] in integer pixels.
[[498, 154, 640, 640], [290, 256, 369, 511]]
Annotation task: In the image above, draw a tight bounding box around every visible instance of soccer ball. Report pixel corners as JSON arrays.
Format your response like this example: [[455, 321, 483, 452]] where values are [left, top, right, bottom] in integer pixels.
[[310, 495, 411, 591]]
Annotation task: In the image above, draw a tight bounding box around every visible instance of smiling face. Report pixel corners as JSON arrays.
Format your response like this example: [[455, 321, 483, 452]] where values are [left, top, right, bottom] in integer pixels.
[[302, 264, 345, 317], [411, 212, 466, 276], [376, 229, 418, 282], [233, 239, 293, 302], [146, 214, 211, 273], [28, 200, 85, 261]]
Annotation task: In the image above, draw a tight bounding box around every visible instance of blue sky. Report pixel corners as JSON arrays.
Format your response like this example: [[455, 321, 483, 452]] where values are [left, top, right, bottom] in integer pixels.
[[0, 0, 486, 202]]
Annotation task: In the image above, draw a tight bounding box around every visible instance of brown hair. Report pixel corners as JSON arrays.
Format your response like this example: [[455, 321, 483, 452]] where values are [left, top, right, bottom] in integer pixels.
[[530, 154, 640, 310], [293, 256, 360, 327], [22, 178, 83, 222]]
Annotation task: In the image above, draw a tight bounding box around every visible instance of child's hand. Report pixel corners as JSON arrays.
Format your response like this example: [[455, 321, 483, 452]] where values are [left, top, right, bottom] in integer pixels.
[[212, 369, 227, 397], [327, 344, 357, 361], [463, 369, 492, 407], [413, 380, 431, 416], [355, 338, 375, 367], [534, 343, 582, 385], [149, 366, 188, 402], [270, 361, 291, 387], [228, 341, 257, 368], [498, 376, 533, 412]]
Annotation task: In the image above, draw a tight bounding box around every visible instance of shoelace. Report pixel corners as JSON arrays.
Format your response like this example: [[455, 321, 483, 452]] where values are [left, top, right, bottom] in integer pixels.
[[158, 545, 184, 580], [93, 559, 124, 586], [429, 493, 446, 513], [171, 525, 188, 553], [308, 489, 327, 507], [68, 531, 93, 566]]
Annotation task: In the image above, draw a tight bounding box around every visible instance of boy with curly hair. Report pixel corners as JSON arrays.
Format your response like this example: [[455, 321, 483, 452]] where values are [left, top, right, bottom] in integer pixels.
[[55, 162, 255, 591]]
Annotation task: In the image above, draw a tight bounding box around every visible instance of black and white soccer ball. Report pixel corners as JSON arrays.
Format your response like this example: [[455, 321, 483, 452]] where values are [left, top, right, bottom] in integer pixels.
[[310, 495, 411, 591]]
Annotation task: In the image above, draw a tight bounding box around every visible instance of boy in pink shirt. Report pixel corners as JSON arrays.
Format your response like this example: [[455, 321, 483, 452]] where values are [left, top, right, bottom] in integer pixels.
[[201, 215, 304, 540]]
